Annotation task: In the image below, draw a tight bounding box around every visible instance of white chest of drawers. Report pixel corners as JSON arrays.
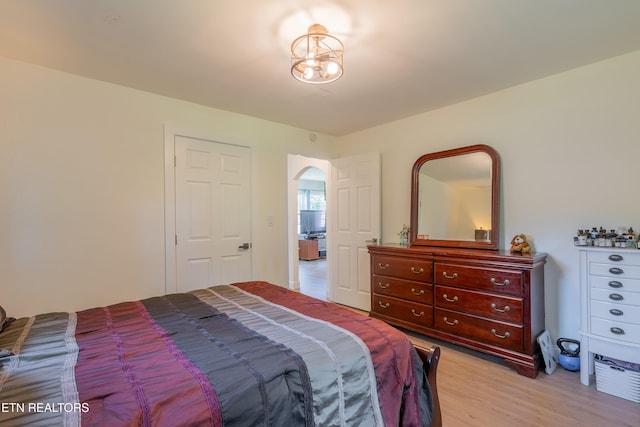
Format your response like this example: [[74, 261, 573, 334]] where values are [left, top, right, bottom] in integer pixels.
[[578, 248, 640, 385]]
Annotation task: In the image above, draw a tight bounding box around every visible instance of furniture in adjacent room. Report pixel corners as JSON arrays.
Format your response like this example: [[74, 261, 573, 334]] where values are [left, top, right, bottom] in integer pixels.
[[578, 247, 640, 386], [369, 144, 547, 378], [298, 209, 326, 260], [298, 238, 320, 260], [317, 236, 327, 257]]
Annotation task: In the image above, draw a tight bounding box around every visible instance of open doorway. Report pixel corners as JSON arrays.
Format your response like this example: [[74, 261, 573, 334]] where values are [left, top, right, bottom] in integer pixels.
[[297, 167, 327, 300], [287, 155, 330, 301], [287, 152, 380, 310]]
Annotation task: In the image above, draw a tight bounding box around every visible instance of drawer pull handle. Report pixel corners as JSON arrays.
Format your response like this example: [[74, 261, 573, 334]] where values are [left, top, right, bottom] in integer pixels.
[[411, 309, 425, 317], [378, 263, 390, 270], [610, 327, 625, 335], [491, 303, 511, 313], [490, 278, 510, 287], [443, 317, 459, 326], [411, 267, 425, 274], [443, 294, 459, 303], [609, 267, 624, 275], [411, 288, 425, 296], [442, 272, 458, 279], [608, 281, 623, 289], [378, 282, 390, 289], [608, 254, 624, 262], [491, 329, 511, 339], [609, 293, 624, 301], [378, 301, 390, 309], [609, 308, 624, 316]]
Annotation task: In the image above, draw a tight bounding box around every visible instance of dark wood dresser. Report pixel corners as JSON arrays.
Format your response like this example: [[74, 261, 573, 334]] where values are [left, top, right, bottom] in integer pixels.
[[369, 244, 547, 378]]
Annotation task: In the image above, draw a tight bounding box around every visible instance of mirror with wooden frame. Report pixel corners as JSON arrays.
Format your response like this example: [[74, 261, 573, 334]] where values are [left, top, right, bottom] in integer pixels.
[[410, 144, 500, 250]]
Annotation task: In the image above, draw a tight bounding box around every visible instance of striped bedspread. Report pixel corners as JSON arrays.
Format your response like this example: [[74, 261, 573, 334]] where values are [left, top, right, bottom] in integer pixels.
[[0, 281, 433, 426]]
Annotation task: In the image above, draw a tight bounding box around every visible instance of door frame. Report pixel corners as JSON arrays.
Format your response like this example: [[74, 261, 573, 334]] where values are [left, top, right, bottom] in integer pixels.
[[164, 124, 252, 294], [287, 155, 331, 296]]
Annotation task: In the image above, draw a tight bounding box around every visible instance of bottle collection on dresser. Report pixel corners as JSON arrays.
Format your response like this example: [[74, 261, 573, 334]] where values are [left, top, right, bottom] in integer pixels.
[[574, 226, 639, 249]]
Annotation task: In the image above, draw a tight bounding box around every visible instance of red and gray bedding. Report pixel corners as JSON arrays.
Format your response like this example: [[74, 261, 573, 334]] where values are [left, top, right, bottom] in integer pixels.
[[0, 281, 433, 426]]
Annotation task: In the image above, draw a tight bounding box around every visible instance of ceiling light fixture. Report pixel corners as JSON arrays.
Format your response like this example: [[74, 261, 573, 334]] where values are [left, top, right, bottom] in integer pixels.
[[291, 24, 343, 84]]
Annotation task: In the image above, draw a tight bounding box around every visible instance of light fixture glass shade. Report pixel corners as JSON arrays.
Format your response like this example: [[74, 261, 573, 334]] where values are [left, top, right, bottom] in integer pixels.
[[291, 24, 343, 84]]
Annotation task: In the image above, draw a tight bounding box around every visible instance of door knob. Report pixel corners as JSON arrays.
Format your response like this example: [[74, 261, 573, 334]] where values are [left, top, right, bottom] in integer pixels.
[[238, 243, 251, 250]]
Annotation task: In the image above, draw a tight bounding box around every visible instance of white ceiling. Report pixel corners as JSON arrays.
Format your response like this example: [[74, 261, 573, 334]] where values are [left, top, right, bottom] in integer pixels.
[[2, 1, 640, 136]]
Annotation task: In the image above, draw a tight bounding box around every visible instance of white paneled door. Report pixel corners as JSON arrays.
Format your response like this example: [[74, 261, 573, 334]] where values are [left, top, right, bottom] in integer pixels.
[[174, 136, 252, 293], [330, 152, 381, 311]]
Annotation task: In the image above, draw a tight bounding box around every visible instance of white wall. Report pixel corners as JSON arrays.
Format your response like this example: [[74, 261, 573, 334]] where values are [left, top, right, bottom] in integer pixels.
[[0, 57, 338, 317], [335, 50, 640, 342]]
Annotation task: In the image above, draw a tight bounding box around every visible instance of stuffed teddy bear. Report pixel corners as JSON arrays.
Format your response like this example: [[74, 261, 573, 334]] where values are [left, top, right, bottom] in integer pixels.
[[510, 234, 531, 253]]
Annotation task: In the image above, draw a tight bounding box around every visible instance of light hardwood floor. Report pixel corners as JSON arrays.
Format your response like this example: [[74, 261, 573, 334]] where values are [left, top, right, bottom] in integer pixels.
[[299, 258, 327, 301], [408, 333, 640, 427], [298, 261, 640, 426]]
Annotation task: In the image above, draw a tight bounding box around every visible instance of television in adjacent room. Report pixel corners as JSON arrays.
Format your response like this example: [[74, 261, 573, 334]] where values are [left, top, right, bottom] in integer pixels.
[[299, 210, 326, 236]]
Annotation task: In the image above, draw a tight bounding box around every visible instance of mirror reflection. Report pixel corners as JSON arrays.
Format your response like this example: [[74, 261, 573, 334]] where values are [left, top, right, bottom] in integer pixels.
[[417, 152, 492, 241]]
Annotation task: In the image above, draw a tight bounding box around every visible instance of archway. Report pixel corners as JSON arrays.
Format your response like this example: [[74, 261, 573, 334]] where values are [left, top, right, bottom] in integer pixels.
[[287, 155, 330, 300]]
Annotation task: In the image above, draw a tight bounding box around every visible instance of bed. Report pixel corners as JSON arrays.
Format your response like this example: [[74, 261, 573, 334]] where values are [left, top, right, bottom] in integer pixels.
[[0, 281, 441, 426]]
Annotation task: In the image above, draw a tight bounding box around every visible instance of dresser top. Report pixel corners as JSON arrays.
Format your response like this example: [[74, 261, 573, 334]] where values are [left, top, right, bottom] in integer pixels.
[[576, 246, 640, 253], [368, 243, 547, 266]]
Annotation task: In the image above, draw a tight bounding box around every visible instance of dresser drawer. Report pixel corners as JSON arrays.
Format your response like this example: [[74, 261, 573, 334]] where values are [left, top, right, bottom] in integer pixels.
[[372, 275, 433, 304], [590, 317, 640, 343], [434, 308, 523, 352], [435, 285, 523, 323], [591, 288, 640, 306], [588, 251, 640, 266], [591, 300, 640, 323], [590, 275, 640, 293], [590, 263, 640, 279], [372, 255, 433, 282], [434, 263, 522, 297], [372, 295, 433, 327]]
